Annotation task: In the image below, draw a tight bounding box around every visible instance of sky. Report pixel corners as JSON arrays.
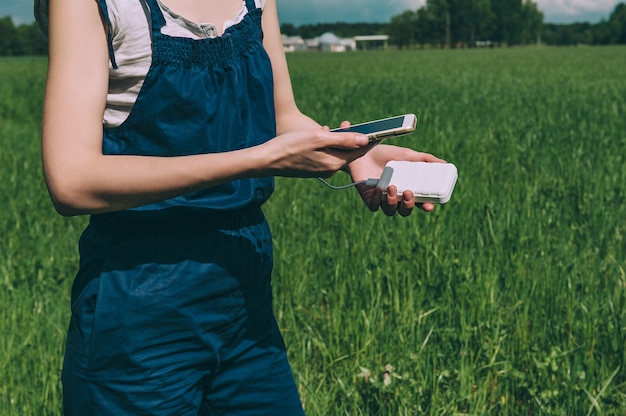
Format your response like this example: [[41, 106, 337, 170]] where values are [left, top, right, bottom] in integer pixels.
[[1, 0, 622, 26]]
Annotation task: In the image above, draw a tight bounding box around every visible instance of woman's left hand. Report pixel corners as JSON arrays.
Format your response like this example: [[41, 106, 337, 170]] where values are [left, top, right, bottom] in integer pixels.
[[347, 143, 446, 216]]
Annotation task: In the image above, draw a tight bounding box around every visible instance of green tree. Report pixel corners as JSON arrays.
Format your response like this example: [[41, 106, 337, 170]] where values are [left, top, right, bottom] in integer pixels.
[[419, 0, 451, 47], [607, 3, 626, 44], [0, 17, 48, 55], [280, 23, 297, 37], [0, 16, 18, 55], [520, 1, 544, 44], [17, 23, 49, 55], [462, 0, 496, 45], [413, 0, 542, 47], [491, 0, 523, 45], [387, 10, 418, 48]]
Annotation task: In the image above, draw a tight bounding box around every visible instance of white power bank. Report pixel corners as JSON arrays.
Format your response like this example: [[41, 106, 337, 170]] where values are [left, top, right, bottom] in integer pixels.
[[377, 161, 458, 204]]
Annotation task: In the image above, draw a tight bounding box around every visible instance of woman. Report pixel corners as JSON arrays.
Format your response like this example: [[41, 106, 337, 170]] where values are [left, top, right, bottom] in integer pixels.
[[37, 0, 444, 414]]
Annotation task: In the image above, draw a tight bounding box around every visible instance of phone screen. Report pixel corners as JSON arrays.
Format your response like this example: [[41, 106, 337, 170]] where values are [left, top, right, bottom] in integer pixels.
[[332, 116, 406, 135]]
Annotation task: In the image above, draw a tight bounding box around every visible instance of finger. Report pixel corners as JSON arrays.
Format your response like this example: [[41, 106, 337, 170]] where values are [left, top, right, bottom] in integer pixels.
[[330, 121, 351, 132], [368, 187, 382, 212], [421, 154, 447, 164], [381, 186, 399, 216], [397, 190, 415, 217], [397, 148, 447, 164], [418, 202, 435, 212], [323, 131, 369, 149], [413, 152, 447, 164]]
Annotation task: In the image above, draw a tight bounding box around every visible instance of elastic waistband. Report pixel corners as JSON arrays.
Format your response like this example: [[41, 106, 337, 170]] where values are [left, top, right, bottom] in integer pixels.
[[88, 207, 265, 237]]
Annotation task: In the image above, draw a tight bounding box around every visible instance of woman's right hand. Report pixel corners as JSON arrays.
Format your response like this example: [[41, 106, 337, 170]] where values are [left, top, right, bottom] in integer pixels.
[[254, 128, 373, 178]]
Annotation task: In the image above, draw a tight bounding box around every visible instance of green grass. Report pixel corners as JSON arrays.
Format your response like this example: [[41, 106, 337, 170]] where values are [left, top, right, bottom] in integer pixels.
[[1, 47, 625, 415], [0, 57, 83, 415]]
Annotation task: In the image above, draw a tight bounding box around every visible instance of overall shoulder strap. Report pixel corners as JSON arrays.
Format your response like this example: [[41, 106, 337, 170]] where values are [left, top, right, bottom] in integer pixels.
[[143, 0, 167, 32], [95, 0, 118, 69], [244, 0, 258, 12]]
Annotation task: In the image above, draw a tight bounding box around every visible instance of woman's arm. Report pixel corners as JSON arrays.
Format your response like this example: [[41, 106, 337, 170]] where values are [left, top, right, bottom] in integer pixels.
[[42, 0, 369, 217], [261, 0, 321, 134]]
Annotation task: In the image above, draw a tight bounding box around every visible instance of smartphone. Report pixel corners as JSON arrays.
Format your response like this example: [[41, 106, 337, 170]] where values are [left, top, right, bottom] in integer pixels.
[[330, 114, 417, 142], [377, 161, 458, 204]]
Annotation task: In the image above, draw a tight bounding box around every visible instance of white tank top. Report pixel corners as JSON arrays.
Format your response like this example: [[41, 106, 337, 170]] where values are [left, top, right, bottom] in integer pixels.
[[35, 0, 265, 127]]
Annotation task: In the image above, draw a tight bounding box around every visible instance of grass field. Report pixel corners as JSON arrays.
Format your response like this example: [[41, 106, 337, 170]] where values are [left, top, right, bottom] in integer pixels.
[[1, 46, 625, 415]]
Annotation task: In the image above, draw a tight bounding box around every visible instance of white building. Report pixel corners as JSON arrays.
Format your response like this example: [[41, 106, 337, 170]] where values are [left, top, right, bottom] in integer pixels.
[[283, 32, 381, 53], [318, 32, 356, 52], [281, 35, 306, 52], [354, 35, 389, 50]]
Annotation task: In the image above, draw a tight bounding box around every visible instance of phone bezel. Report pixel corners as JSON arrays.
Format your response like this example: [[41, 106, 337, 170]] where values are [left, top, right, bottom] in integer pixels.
[[330, 114, 417, 142]]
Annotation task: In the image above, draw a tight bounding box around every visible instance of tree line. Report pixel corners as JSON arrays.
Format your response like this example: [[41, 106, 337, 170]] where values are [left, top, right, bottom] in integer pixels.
[[282, 1, 626, 49], [0, 17, 47, 56], [385, 0, 626, 48], [1, 2, 625, 56]]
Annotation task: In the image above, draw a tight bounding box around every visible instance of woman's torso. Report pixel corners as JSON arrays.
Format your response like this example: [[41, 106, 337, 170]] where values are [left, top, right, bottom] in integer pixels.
[[104, 0, 265, 127], [101, 0, 275, 215]]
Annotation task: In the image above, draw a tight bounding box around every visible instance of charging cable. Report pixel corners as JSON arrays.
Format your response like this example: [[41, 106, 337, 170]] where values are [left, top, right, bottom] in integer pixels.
[[316, 166, 394, 190], [317, 165, 396, 191], [316, 177, 380, 190]]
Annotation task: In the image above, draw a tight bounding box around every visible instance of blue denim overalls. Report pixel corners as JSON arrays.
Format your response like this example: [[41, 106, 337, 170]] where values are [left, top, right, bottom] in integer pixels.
[[61, 1, 305, 414]]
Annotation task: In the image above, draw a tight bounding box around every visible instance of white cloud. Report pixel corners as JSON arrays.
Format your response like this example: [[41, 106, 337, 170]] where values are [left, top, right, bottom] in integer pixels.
[[537, 0, 618, 14], [536, 0, 620, 19], [276, 0, 426, 25], [0, 0, 34, 24]]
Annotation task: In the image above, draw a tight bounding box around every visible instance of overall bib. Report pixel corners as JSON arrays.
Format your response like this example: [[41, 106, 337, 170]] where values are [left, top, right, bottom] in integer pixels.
[[61, 1, 305, 414]]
